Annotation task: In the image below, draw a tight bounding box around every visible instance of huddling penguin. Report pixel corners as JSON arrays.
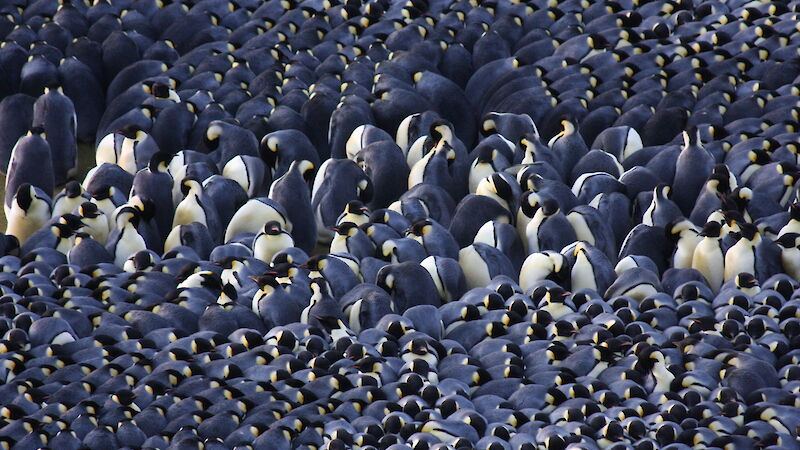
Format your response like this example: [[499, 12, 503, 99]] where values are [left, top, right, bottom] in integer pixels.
[[3, 0, 800, 448]]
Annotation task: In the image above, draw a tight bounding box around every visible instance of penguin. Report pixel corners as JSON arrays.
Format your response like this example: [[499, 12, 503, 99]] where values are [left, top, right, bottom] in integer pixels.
[[469, 145, 511, 194], [473, 220, 526, 272], [691, 221, 725, 292], [519, 251, 569, 293], [641, 184, 684, 228], [356, 140, 410, 210], [52, 181, 91, 218], [776, 233, 800, 280], [330, 222, 375, 260], [68, 233, 114, 267], [526, 199, 577, 254], [224, 198, 291, 243], [4, 128, 54, 216], [77, 200, 110, 245], [548, 115, 588, 174], [222, 155, 269, 199], [253, 221, 294, 264], [568, 241, 616, 294], [672, 129, 715, 216], [268, 160, 316, 254], [260, 129, 321, 181], [20, 213, 83, 256], [420, 255, 468, 303], [105, 206, 148, 267], [592, 125, 643, 163], [376, 261, 442, 313], [406, 218, 459, 260], [311, 159, 373, 243], [250, 275, 303, 328], [667, 219, 703, 270], [5, 183, 52, 246], [202, 120, 260, 170], [129, 152, 175, 244], [0, 93, 35, 174], [458, 243, 517, 290], [300, 278, 346, 332], [172, 177, 222, 245], [723, 223, 760, 283], [32, 84, 78, 185], [690, 164, 737, 226]]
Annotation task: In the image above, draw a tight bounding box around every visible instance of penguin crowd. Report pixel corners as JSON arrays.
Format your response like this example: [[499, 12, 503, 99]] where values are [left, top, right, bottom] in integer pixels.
[[3, 0, 800, 448]]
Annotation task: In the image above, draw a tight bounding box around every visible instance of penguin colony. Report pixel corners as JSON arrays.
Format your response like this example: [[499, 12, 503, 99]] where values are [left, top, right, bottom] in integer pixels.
[[4, 0, 800, 448]]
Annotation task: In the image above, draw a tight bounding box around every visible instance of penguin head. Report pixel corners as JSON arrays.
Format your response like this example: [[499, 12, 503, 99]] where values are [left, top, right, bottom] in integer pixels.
[[428, 120, 454, 145], [519, 191, 541, 218], [738, 223, 758, 241], [540, 198, 559, 217], [309, 277, 331, 297], [14, 183, 35, 211], [148, 152, 173, 173], [587, 33, 611, 50], [558, 114, 578, 135], [59, 214, 85, 231], [654, 183, 672, 199], [331, 222, 359, 237], [218, 282, 238, 304], [64, 181, 82, 198], [115, 206, 141, 228], [475, 145, 496, 164], [179, 178, 202, 197], [775, 232, 800, 249], [28, 126, 45, 139], [78, 202, 103, 219], [734, 273, 758, 290], [407, 219, 432, 237], [682, 127, 701, 148], [263, 221, 286, 236], [698, 221, 721, 238]]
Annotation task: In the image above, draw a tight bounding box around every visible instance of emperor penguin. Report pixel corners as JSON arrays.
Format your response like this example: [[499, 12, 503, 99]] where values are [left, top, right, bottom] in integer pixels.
[[775, 233, 800, 280], [548, 116, 588, 174], [568, 241, 616, 294], [475, 172, 521, 215], [268, 160, 316, 254], [5, 184, 52, 246], [77, 202, 109, 244], [253, 221, 295, 264], [251, 275, 303, 328], [32, 85, 78, 184], [406, 218, 459, 260], [667, 219, 702, 269], [5, 128, 54, 216], [526, 199, 577, 254], [691, 221, 725, 292], [468, 145, 510, 194], [222, 155, 269, 199], [172, 177, 222, 244], [519, 251, 570, 292], [690, 164, 737, 226], [311, 158, 373, 244], [330, 222, 375, 260], [642, 184, 684, 228], [672, 129, 715, 216], [420, 255, 468, 303], [723, 223, 761, 283], [224, 198, 291, 243], [52, 181, 90, 218], [95, 126, 144, 169], [130, 152, 175, 243], [105, 206, 148, 267]]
